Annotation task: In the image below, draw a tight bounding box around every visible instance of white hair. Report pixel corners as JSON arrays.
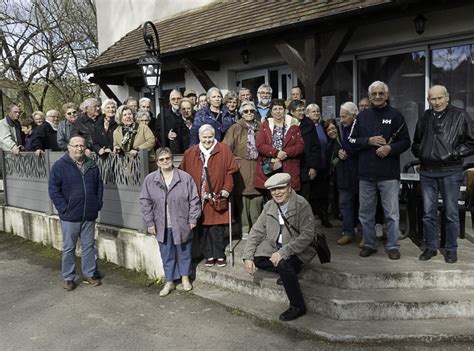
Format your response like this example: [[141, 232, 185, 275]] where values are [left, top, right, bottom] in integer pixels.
[[305, 103, 320, 115], [340, 102, 358, 116], [198, 124, 215, 137], [368, 81, 389, 95], [139, 97, 151, 104], [82, 98, 99, 109], [257, 83, 272, 94], [206, 87, 222, 101], [101, 99, 117, 110]]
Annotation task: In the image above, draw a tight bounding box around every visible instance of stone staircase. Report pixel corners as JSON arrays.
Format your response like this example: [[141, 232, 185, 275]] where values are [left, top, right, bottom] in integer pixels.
[[192, 221, 474, 343]]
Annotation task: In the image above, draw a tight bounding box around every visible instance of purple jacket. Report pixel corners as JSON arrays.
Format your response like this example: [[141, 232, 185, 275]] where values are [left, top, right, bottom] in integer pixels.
[[139, 168, 201, 244]]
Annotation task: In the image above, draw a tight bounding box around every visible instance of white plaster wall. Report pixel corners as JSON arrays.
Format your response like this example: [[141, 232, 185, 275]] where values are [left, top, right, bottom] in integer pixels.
[[96, 0, 214, 54]]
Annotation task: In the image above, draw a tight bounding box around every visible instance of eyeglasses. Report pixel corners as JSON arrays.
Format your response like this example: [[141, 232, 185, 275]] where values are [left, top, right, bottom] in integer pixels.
[[242, 109, 255, 114], [69, 144, 86, 149], [158, 156, 171, 162], [66, 111, 77, 115]]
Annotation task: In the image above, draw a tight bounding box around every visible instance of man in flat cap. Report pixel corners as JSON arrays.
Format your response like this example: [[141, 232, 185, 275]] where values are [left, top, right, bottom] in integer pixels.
[[243, 173, 316, 321]]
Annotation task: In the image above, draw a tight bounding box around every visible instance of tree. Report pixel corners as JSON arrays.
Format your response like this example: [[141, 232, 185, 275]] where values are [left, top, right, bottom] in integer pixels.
[[0, 0, 99, 116]]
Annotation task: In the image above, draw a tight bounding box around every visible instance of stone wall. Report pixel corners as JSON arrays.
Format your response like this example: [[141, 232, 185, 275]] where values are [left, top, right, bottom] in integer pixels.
[[0, 206, 164, 279]]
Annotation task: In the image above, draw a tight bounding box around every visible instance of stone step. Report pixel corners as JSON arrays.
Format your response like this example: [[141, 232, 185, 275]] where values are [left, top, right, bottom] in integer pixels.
[[196, 263, 474, 320], [192, 281, 474, 344]]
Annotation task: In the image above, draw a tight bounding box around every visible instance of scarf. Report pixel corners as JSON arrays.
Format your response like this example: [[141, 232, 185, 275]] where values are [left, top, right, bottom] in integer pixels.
[[121, 123, 138, 152], [246, 121, 258, 160], [198, 139, 218, 206]]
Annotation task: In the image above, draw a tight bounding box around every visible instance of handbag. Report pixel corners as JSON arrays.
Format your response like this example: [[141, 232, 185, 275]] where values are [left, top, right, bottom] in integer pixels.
[[261, 158, 283, 177], [204, 167, 228, 212], [277, 204, 331, 264]]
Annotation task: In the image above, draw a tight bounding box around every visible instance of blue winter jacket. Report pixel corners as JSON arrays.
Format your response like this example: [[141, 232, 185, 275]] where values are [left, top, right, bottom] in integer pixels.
[[48, 153, 104, 222], [189, 105, 235, 146], [349, 103, 410, 181]]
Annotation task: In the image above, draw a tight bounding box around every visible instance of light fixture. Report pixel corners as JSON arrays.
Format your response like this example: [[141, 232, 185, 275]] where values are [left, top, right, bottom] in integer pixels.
[[137, 21, 162, 93], [413, 14, 426, 35], [240, 49, 250, 65]]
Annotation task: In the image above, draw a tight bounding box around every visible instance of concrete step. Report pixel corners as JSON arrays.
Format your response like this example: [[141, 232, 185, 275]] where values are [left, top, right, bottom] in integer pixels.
[[192, 281, 474, 344], [196, 263, 474, 320]]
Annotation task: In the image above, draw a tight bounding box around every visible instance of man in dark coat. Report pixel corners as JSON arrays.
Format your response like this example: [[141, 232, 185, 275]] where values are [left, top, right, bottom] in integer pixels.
[[349, 80, 410, 260], [71, 98, 101, 155], [48, 135, 104, 291], [32, 110, 61, 154], [157, 89, 182, 147], [412, 85, 474, 263]]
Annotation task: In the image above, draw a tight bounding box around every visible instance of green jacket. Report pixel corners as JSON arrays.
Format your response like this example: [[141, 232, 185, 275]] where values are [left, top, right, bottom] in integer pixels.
[[243, 192, 316, 263]]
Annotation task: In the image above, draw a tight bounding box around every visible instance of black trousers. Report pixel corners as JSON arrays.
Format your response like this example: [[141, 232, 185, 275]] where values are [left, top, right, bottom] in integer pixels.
[[254, 255, 305, 310], [200, 225, 227, 260]]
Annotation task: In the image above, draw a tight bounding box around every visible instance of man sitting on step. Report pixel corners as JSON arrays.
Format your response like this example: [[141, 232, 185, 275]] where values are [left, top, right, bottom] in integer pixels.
[[242, 173, 316, 321]]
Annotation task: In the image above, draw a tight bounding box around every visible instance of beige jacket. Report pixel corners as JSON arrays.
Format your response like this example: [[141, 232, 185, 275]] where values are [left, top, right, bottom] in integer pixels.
[[243, 192, 316, 263]]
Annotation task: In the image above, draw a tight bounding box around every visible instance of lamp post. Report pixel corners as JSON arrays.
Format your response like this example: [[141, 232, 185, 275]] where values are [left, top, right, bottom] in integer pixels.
[[137, 21, 165, 145]]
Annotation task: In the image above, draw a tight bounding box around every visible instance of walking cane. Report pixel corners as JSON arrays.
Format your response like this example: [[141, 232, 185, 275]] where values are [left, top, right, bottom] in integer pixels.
[[228, 196, 234, 266]]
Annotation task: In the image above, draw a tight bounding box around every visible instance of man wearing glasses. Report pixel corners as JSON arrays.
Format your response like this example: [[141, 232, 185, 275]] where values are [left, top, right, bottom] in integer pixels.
[[48, 135, 104, 291], [57, 103, 78, 151], [243, 173, 316, 322]]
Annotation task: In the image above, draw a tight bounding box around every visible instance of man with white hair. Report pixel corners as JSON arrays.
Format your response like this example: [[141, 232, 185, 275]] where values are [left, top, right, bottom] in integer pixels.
[[71, 97, 101, 154], [412, 85, 474, 263], [158, 89, 182, 147], [255, 84, 273, 122], [32, 109, 61, 154], [349, 81, 410, 260]]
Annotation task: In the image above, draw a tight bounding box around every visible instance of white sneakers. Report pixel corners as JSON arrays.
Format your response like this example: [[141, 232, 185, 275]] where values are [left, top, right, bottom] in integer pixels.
[[159, 277, 193, 297], [159, 282, 175, 297], [181, 276, 193, 291]]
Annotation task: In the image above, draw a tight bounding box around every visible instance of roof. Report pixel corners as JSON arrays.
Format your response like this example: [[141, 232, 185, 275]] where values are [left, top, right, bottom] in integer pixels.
[[83, 0, 392, 73]]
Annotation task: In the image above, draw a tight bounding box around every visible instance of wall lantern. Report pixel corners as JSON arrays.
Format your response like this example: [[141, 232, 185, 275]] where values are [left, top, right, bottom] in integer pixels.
[[413, 14, 427, 35], [137, 21, 162, 93], [137, 21, 165, 144], [240, 49, 250, 65]]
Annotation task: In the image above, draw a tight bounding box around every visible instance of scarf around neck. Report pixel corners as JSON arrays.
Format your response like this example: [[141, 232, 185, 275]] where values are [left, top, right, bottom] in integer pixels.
[[199, 139, 218, 167]]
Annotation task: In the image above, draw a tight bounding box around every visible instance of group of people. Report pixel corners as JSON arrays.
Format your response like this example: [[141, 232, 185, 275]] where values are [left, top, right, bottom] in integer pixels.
[[7, 78, 471, 323]]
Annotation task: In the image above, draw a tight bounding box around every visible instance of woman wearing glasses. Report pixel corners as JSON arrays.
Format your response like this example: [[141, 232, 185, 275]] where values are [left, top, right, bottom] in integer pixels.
[[140, 148, 201, 296], [223, 101, 262, 239]]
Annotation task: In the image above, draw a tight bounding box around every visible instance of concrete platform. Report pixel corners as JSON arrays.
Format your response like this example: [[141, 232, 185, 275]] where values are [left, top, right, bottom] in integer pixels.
[[193, 219, 474, 343]]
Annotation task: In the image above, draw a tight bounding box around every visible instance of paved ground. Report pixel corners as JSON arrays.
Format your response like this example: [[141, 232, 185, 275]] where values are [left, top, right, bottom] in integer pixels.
[[2, 232, 474, 351]]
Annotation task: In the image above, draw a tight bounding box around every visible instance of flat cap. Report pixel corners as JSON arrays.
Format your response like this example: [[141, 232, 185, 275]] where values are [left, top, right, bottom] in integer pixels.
[[264, 173, 291, 189], [184, 89, 197, 97]]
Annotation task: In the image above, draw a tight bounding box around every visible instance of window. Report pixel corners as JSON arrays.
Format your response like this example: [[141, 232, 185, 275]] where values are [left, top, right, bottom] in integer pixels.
[[321, 61, 353, 118], [431, 44, 474, 116]]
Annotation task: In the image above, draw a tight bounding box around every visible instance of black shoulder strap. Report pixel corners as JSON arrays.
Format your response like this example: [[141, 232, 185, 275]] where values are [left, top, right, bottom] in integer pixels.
[[276, 202, 300, 235], [204, 166, 215, 196]]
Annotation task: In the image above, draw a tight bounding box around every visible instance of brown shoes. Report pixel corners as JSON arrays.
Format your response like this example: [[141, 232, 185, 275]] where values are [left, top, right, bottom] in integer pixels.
[[63, 280, 76, 291], [336, 235, 353, 245], [83, 277, 102, 286]]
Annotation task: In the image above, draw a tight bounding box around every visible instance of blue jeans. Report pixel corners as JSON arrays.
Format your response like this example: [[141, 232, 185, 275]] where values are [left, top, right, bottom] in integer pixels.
[[61, 220, 96, 281], [159, 228, 193, 282], [420, 172, 463, 252], [339, 188, 356, 235], [359, 180, 400, 251]]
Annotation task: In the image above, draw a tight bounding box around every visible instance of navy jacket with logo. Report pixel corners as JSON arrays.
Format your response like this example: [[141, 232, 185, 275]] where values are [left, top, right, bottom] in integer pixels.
[[348, 103, 410, 181], [48, 153, 104, 222]]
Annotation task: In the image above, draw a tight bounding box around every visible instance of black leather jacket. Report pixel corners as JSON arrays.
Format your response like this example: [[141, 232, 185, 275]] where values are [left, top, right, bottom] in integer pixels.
[[412, 105, 474, 172]]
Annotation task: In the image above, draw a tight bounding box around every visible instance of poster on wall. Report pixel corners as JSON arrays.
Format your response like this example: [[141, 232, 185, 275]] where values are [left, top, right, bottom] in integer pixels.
[[322, 96, 336, 119]]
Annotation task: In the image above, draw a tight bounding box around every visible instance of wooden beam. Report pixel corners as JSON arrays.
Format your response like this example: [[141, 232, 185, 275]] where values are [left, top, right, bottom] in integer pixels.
[[181, 58, 217, 91], [314, 27, 354, 86], [193, 59, 220, 71], [274, 41, 306, 82], [92, 79, 121, 105]]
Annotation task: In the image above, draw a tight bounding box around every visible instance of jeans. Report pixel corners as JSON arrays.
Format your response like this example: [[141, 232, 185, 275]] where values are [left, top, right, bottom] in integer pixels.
[[339, 188, 356, 235], [254, 255, 305, 310], [159, 228, 192, 282], [61, 220, 96, 281], [200, 225, 227, 260], [420, 172, 463, 252], [359, 180, 400, 251]]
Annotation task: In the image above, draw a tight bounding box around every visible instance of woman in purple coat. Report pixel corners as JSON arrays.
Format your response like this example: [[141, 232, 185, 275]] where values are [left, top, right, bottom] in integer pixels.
[[139, 147, 201, 297]]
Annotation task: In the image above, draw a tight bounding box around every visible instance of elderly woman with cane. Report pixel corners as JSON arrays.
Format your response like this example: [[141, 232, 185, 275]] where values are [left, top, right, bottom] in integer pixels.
[[139, 148, 201, 297], [180, 124, 238, 268]]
